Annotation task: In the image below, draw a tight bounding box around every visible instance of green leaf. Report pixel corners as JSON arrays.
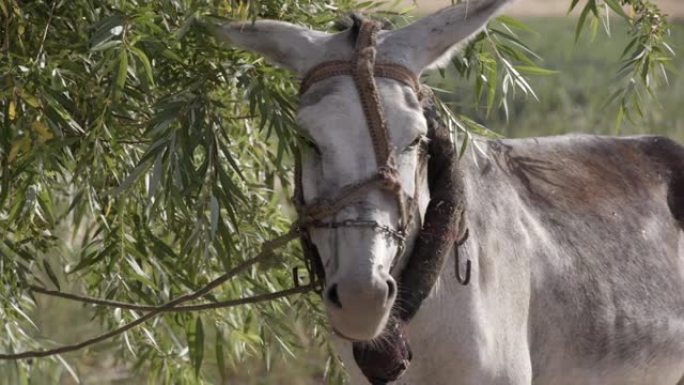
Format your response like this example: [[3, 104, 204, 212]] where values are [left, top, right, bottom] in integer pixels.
[[16, 88, 41, 109], [42, 259, 60, 290], [110, 160, 153, 196], [604, 0, 628, 19], [575, 3, 594, 43], [486, 61, 497, 116], [114, 48, 129, 98], [188, 316, 205, 377], [614, 104, 625, 134], [497, 15, 534, 33], [568, 0, 581, 13], [215, 327, 227, 384], [210, 195, 219, 241], [130, 46, 155, 87], [89, 15, 125, 50], [514, 66, 559, 76], [55, 355, 80, 384]]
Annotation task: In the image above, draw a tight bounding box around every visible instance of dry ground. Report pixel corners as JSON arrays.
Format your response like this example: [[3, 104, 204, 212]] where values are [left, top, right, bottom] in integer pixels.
[[405, 0, 684, 17]]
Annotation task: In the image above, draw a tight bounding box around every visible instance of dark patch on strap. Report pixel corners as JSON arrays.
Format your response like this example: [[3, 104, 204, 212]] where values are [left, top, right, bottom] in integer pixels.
[[293, 151, 326, 291], [395, 87, 467, 322], [341, 13, 366, 44], [332, 13, 358, 32], [351, 90, 466, 385], [334, 13, 393, 43], [353, 319, 412, 384], [331, 13, 366, 43]]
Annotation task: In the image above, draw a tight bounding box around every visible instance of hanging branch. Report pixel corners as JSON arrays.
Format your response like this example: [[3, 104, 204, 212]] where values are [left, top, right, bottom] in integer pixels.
[[571, 0, 673, 126], [27, 283, 313, 312], [0, 228, 300, 360]]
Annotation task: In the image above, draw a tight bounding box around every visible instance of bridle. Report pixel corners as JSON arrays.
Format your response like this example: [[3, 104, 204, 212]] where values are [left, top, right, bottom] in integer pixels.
[[294, 20, 428, 288], [292, 17, 471, 385]]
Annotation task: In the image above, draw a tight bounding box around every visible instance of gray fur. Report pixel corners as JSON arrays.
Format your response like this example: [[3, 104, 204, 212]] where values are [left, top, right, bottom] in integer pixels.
[[214, 0, 684, 382], [336, 134, 684, 385], [475, 135, 684, 380]]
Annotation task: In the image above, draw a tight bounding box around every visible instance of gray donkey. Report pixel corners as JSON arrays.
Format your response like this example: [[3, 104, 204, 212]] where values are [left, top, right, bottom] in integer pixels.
[[215, 0, 684, 383]]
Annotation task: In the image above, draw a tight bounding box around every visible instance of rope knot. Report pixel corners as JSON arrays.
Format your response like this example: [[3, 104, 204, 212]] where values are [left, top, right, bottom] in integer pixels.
[[356, 46, 377, 63], [378, 166, 401, 193]]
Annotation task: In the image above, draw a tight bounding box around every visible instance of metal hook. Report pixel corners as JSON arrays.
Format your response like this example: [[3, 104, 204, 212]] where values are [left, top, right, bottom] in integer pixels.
[[455, 254, 471, 286], [455, 229, 471, 286]]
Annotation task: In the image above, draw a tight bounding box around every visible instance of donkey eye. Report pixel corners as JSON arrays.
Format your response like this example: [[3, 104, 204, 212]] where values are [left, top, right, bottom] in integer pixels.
[[404, 136, 425, 152]]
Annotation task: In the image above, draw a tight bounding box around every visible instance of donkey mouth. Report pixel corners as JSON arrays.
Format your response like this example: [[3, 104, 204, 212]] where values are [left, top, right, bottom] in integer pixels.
[[332, 327, 361, 342]]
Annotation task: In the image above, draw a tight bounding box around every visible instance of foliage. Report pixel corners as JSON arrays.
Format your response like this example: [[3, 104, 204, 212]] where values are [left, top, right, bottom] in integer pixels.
[[0, 0, 675, 384], [432, 19, 684, 141], [571, 0, 674, 126], [0, 0, 367, 383], [443, 0, 673, 135]]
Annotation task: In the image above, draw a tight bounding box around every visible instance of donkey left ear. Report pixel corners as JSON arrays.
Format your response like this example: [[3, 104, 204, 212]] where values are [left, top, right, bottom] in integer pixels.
[[213, 20, 331, 75], [380, 0, 513, 74]]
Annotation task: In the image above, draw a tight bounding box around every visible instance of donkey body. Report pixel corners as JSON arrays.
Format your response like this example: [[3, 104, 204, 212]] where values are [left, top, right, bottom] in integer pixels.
[[214, 0, 684, 383], [335, 134, 684, 384]]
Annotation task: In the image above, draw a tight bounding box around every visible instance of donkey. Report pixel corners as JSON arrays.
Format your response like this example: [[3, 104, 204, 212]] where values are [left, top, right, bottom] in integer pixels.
[[215, 0, 684, 384]]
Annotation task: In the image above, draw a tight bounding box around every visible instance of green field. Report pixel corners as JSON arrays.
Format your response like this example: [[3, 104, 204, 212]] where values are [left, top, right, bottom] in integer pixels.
[[13, 18, 684, 385], [429, 19, 684, 143]]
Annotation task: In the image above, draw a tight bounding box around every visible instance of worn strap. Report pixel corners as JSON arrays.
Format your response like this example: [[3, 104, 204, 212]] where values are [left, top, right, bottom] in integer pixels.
[[300, 61, 419, 96], [395, 87, 468, 322], [296, 169, 400, 225], [353, 21, 390, 167]]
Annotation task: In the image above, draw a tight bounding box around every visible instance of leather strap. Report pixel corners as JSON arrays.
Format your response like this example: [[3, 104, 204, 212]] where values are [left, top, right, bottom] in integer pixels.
[[300, 61, 420, 97]]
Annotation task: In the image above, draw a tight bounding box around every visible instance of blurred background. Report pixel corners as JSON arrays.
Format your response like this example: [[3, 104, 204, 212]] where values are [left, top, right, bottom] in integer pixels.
[[11, 0, 684, 384], [409, 0, 683, 16], [419, 0, 684, 142]]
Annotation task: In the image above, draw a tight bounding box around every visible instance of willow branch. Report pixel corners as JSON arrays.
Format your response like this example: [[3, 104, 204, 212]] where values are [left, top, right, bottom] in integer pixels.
[[35, 2, 58, 63], [28, 284, 313, 312], [0, 228, 300, 360]]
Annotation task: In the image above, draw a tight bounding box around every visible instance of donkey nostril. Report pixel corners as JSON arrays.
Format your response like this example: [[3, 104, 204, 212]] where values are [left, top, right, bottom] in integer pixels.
[[327, 284, 342, 308], [386, 279, 396, 301]]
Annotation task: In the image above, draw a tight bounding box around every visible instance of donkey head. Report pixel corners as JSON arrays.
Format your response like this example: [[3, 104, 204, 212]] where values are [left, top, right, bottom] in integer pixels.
[[216, 0, 510, 341]]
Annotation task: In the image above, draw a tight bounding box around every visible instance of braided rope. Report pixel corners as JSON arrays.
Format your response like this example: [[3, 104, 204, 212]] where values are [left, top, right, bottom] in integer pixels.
[[352, 21, 391, 167]]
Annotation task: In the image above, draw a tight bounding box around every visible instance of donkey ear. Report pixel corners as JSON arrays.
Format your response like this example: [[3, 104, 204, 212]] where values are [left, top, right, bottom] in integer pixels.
[[380, 0, 513, 74], [213, 20, 330, 75]]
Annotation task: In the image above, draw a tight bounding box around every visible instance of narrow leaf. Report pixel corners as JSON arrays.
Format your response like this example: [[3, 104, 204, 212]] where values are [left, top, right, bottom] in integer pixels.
[[114, 49, 128, 98], [209, 195, 219, 241], [575, 3, 593, 43], [130, 46, 155, 87], [514, 66, 559, 76], [216, 327, 227, 384], [43, 259, 60, 290], [191, 317, 205, 377], [604, 0, 628, 18]]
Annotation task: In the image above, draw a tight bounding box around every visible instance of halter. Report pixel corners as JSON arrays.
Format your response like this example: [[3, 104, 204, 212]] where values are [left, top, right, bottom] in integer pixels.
[[294, 20, 426, 288], [293, 17, 471, 385]]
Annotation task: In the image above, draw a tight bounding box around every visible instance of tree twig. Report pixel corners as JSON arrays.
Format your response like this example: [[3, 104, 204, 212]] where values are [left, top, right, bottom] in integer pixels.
[[28, 283, 313, 312], [35, 2, 58, 64], [0, 228, 300, 360]]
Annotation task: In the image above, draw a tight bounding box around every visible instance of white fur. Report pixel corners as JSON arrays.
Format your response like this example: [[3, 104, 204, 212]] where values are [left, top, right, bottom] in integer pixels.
[[297, 78, 428, 340]]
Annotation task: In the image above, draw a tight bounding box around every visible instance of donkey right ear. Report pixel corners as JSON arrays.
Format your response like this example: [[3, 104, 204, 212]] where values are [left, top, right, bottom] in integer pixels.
[[213, 20, 331, 75], [380, 0, 513, 74]]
